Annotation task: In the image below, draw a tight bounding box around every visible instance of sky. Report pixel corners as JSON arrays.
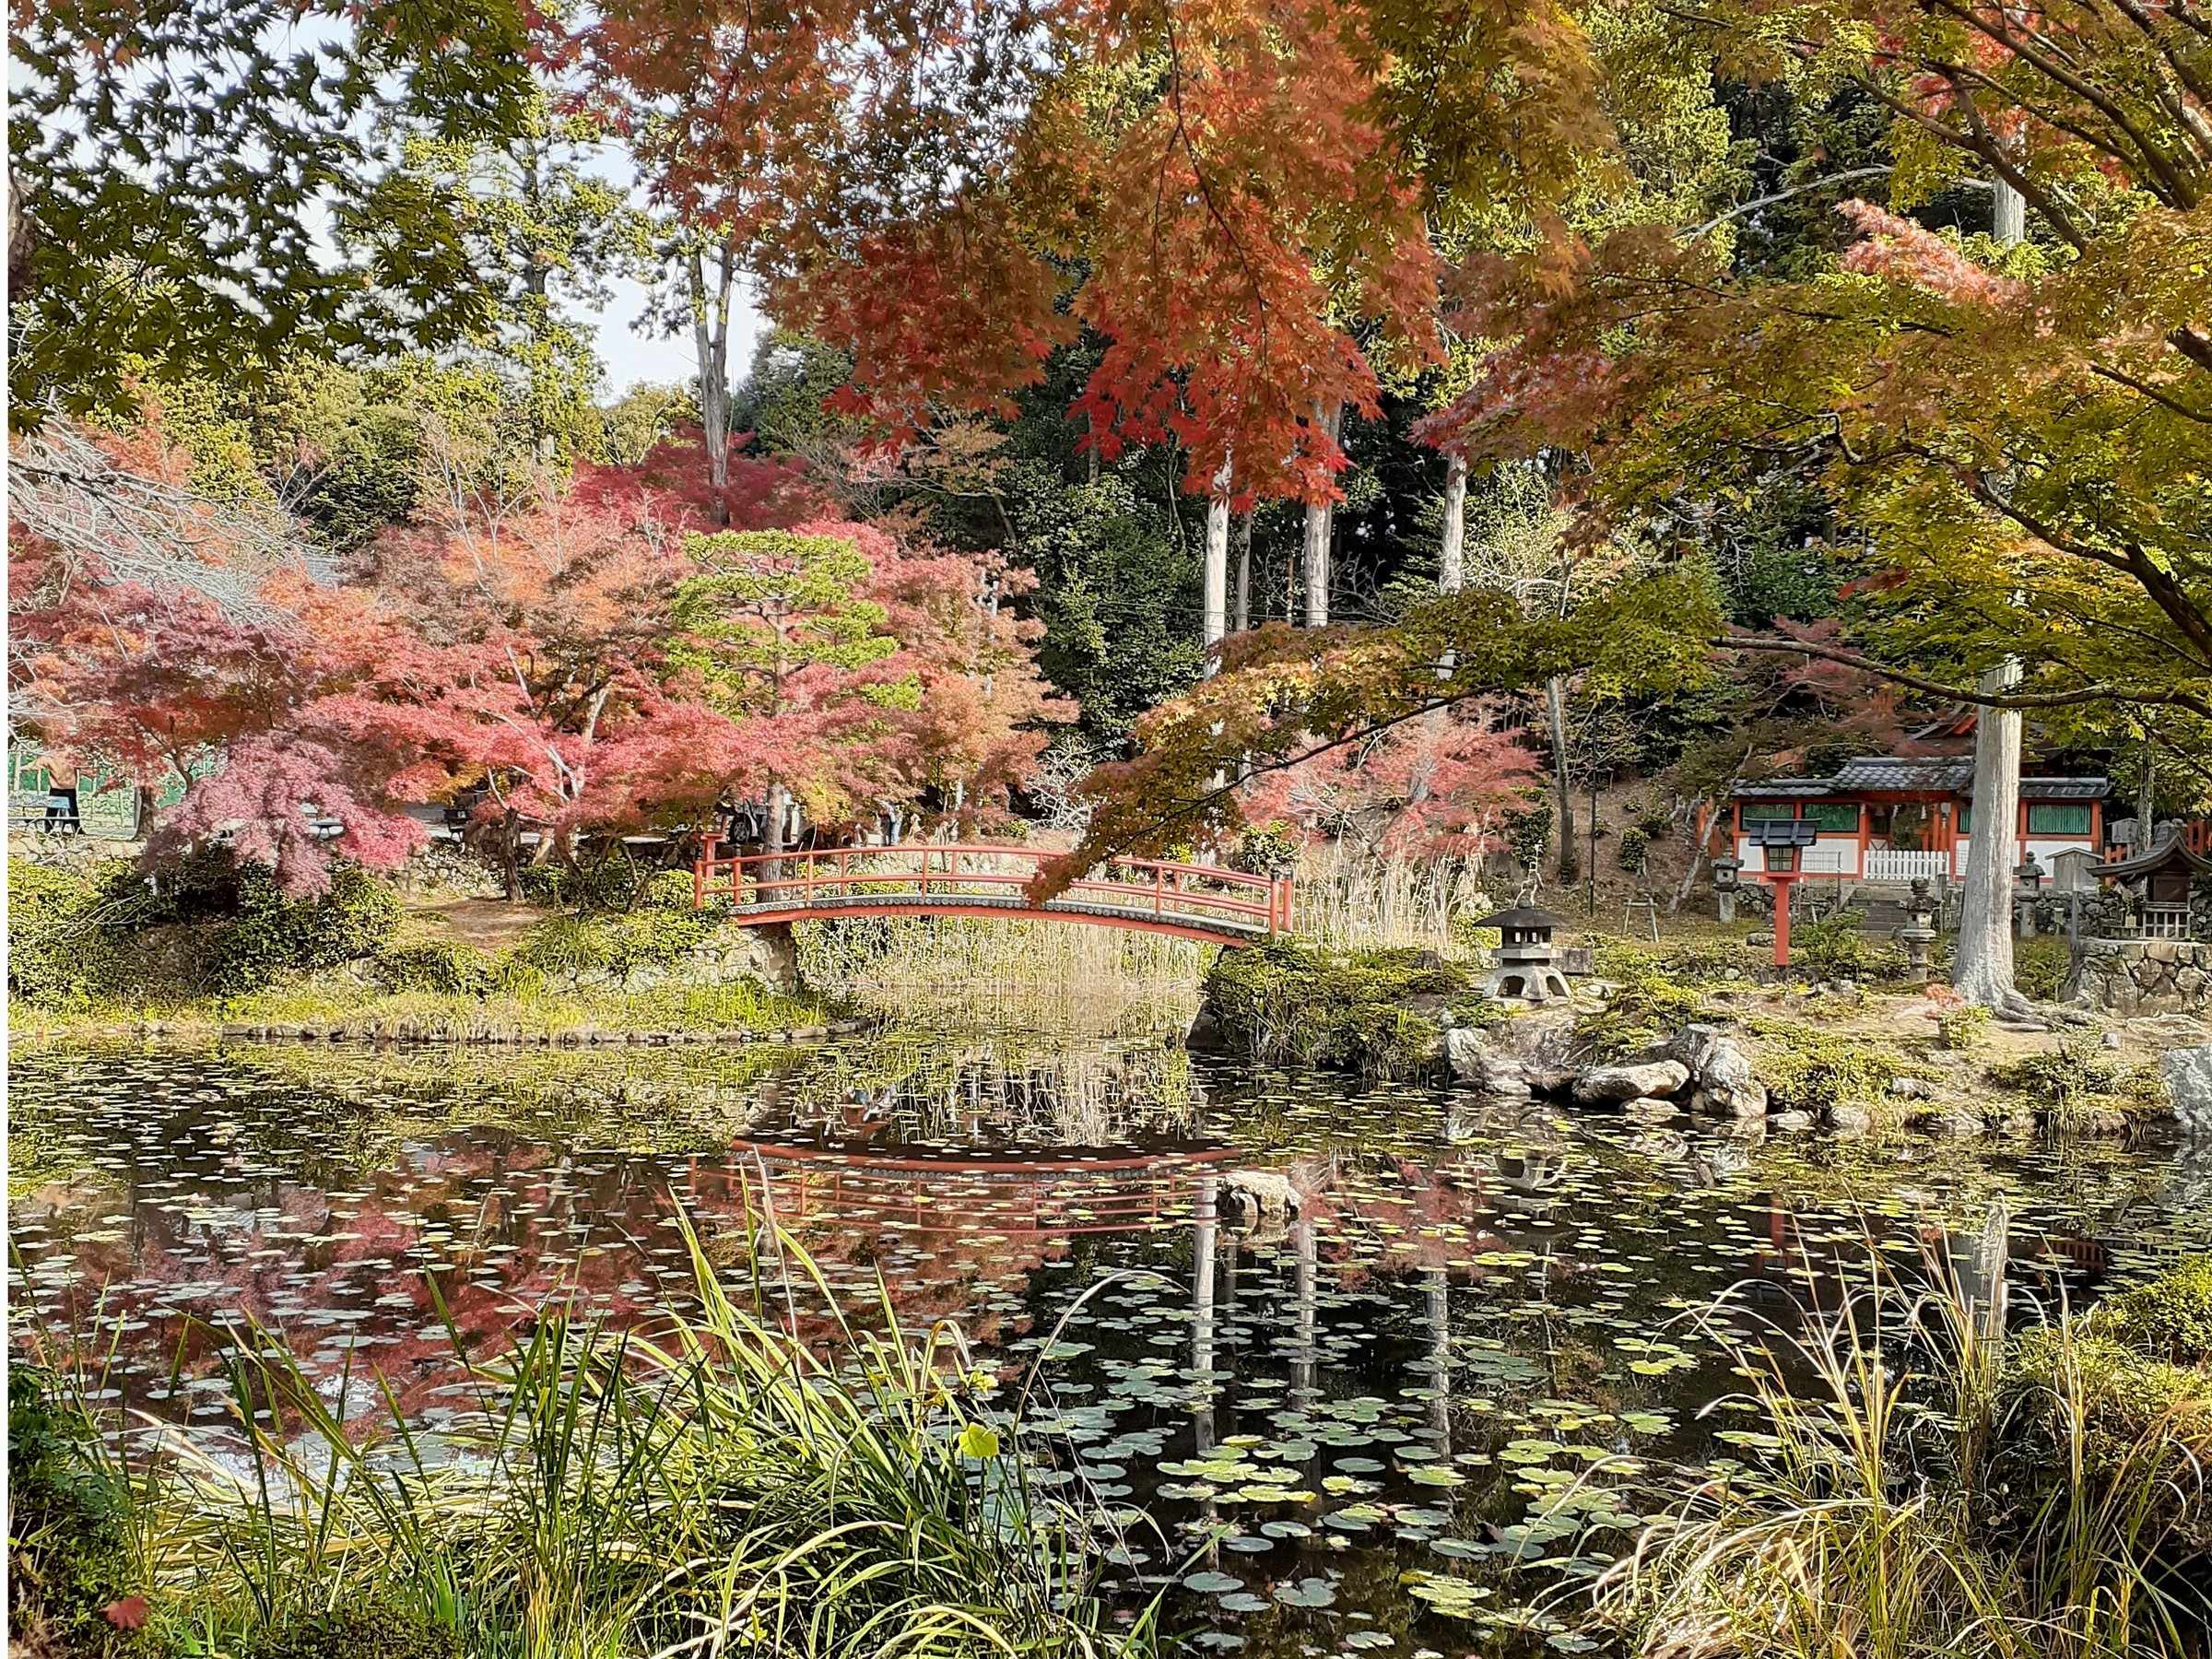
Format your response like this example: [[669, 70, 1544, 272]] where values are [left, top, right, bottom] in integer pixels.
[[581, 143, 769, 401], [591, 272, 770, 399]]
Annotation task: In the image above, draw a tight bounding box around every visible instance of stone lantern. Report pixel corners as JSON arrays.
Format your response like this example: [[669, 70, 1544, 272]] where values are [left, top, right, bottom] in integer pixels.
[[1470, 905, 1573, 1004], [1712, 855, 1744, 924], [1899, 877, 1938, 981], [2012, 853, 2046, 937]]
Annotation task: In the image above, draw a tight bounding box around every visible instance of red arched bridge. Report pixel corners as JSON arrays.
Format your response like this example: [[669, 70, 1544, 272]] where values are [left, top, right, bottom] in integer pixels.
[[693, 843, 1292, 945]]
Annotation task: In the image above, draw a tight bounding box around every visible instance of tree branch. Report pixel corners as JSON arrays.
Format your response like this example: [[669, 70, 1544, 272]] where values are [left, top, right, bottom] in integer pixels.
[[1719, 634, 2212, 718]]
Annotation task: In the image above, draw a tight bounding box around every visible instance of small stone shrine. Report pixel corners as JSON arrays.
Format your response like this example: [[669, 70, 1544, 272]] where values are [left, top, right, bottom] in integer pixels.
[[2064, 825, 2210, 1014]]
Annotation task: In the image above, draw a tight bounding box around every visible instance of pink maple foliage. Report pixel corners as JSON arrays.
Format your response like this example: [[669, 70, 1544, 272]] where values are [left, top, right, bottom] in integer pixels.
[[1836, 200, 2030, 305], [1242, 704, 1542, 858]]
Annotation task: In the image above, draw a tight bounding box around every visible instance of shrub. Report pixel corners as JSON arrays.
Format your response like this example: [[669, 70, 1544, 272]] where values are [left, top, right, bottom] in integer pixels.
[[518, 856, 637, 912], [2016, 935, 2071, 1002], [2001, 1320, 2212, 1555], [9, 856, 401, 1005], [1793, 910, 1868, 980], [1227, 823, 1301, 880], [515, 915, 617, 975], [641, 867, 700, 912], [2099, 1256, 2212, 1364], [1747, 1020, 1900, 1109], [515, 908, 718, 977], [607, 906, 715, 969], [1936, 1004, 1992, 1050], [7, 860, 125, 1009], [206, 865, 402, 994], [7, 1369, 164, 1657], [1986, 1034, 2158, 1120], [1503, 802, 1552, 868], [373, 942, 496, 996]]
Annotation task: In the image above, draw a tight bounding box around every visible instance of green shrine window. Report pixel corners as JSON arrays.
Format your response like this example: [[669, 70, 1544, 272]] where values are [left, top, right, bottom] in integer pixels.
[[2027, 803, 2092, 836]]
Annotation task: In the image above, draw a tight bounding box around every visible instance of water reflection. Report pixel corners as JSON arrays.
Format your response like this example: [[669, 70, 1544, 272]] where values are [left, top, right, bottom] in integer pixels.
[[11, 1035, 2212, 1657]]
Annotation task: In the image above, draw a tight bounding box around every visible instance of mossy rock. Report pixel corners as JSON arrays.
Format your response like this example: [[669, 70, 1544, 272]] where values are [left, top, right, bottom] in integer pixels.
[[251, 1605, 460, 1659], [1576, 969, 1708, 1060], [1997, 1257, 2212, 1552], [1203, 940, 1471, 1076]]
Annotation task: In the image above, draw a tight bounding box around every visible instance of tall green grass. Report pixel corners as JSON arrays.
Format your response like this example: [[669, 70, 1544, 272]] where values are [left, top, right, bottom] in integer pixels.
[[20, 1218, 1143, 1659], [1593, 1231, 2212, 1659]]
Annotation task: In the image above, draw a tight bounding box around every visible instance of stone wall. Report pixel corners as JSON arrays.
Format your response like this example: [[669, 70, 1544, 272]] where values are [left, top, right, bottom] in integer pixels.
[[2065, 937, 2212, 1016]]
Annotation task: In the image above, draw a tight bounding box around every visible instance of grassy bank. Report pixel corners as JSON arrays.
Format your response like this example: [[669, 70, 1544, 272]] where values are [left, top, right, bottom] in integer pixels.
[[8, 856, 829, 1041], [10, 1222, 1139, 1659], [8, 977, 830, 1045]]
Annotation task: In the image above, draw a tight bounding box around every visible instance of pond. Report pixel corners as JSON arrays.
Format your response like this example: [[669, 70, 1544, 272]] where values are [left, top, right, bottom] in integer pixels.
[[12, 1026, 2212, 1655]]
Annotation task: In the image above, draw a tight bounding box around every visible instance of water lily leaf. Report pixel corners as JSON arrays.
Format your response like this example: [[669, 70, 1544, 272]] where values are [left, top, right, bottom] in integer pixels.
[[1275, 1577, 1337, 1608], [1184, 1571, 1244, 1594]]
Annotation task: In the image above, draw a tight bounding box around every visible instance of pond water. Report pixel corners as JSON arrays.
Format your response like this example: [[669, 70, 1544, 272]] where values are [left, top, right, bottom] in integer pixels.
[[12, 1026, 2212, 1655]]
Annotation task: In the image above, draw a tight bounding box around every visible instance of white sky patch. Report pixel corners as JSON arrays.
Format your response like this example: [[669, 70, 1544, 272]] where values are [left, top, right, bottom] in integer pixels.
[[578, 145, 770, 402]]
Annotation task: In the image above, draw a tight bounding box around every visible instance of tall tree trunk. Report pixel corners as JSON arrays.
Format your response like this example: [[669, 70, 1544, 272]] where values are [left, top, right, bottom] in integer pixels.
[[1954, 178, 2029, 1008], [1233, 511, 1253, 633], [1301, 400, 1340, 626], [1203, 455, 1231, 663], [689, 239, 736, 524], [762, 777, 789, 887], [1547, 676, 1578, 883], [2137, 732, 2157, 841], [1438, 453, 1468, 594], [1953, 660, 2023, 1007], [1993, 178, 2027, 244]]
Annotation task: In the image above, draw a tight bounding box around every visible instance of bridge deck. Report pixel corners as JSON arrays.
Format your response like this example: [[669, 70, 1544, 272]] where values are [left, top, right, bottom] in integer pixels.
[[694, 843, 1291, 945]]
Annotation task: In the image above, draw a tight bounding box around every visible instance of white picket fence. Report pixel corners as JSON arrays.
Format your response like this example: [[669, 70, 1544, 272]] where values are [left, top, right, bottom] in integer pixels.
[[1864, 849, 1951, 883]]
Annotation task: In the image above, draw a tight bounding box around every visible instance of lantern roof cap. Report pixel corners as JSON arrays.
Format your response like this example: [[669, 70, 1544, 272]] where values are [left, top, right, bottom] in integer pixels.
[[1471, 905, 1569, 932]]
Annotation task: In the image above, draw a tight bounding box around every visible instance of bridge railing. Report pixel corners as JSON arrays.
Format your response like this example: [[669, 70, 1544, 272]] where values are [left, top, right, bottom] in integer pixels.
[[693, 842, 1292, 937]]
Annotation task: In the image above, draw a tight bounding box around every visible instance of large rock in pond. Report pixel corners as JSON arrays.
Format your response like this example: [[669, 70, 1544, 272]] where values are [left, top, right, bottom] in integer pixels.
[[1665, 1024, 1769, 1119], [1571, 1058, 1691, 1105], [1218, 1170, 1301, 1230], [1444, 1029, 1533, 1096], [2160, 1044, 2212, 1135]]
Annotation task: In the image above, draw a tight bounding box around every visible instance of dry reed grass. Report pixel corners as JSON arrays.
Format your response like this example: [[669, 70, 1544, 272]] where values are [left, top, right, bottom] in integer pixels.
[[1288, 844, 1498, 957], [795, 915, 1210, 1030]]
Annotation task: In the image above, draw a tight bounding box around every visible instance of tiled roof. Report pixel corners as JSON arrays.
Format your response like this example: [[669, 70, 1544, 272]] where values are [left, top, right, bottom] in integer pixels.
[[1734, 759, 2110, 800], [1833, 757, 1975, 792], [1729, 778, 1836, 798]]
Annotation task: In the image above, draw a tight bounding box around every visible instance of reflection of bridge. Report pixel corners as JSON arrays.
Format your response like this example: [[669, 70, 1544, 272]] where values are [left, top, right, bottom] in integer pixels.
[[693, 844, 1292, 945], [731, 1137, 1240, 1240]]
